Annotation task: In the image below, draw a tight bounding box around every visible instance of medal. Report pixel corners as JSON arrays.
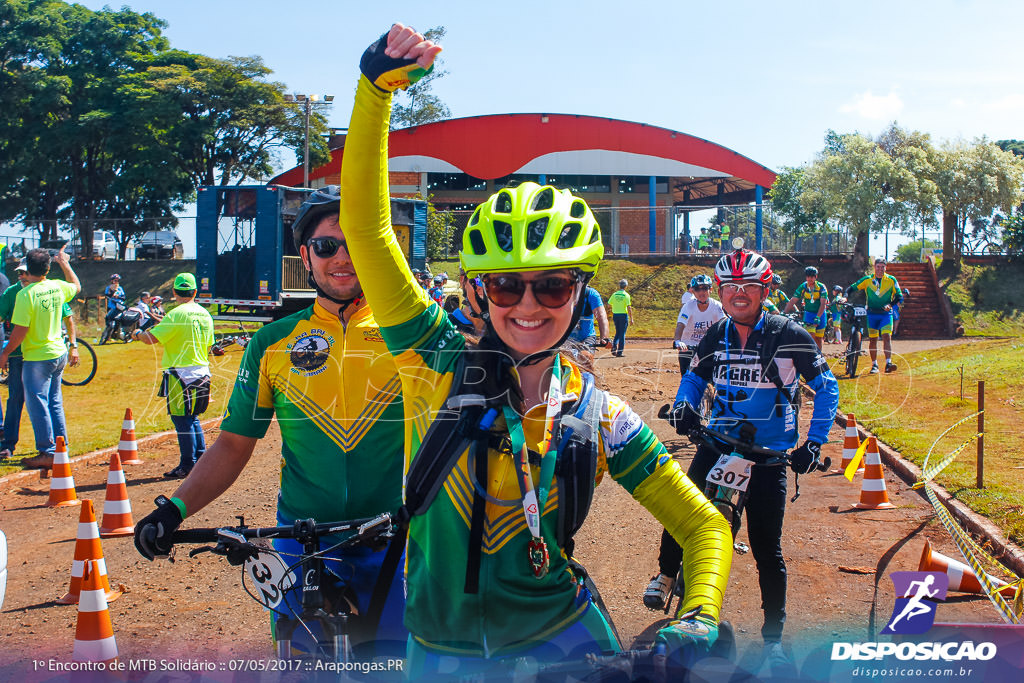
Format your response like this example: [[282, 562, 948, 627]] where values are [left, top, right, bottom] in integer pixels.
[[503, 355, 564, 581], [528, 537, 550, 578]]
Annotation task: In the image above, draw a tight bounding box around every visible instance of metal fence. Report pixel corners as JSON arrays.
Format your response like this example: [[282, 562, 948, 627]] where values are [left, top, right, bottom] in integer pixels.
[[425, 203, 856, 260], [0, 218, 196, 260]]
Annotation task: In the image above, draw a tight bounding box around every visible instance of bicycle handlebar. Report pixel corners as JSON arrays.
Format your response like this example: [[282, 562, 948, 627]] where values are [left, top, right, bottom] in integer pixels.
[[171, 513, 393, 546], [659, 404, 831, 472]]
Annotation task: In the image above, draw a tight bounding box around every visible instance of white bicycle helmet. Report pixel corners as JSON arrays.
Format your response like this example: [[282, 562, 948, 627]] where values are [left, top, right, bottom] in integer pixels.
[[714, 249, 773, 286]]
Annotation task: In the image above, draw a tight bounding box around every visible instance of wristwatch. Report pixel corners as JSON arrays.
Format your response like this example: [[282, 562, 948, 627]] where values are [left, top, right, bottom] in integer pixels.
[[69, 342, 78, 348]]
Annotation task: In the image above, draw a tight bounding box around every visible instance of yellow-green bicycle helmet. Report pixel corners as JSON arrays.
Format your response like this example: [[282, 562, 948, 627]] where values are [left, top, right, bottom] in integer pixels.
[[460, 182, 604, 278]]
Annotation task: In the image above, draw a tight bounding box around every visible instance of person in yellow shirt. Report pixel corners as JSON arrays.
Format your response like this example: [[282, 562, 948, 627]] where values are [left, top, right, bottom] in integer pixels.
[[0, 247, 81, 468], [132, 273, 214, 478], [608, 279, 634, 357]]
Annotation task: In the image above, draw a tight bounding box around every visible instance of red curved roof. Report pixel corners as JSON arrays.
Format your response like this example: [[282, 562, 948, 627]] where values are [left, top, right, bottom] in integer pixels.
[[272, 113, 776, 189]]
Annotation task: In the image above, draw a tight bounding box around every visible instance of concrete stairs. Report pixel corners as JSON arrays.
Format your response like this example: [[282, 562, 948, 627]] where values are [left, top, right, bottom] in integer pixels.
[[881, 262, 950, 338]]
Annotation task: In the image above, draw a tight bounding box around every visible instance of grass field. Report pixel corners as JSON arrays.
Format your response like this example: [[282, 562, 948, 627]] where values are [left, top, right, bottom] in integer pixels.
[[942, 261, 1024, 336], [0, 320, 244, 476], [831, 338, 1024, 545]]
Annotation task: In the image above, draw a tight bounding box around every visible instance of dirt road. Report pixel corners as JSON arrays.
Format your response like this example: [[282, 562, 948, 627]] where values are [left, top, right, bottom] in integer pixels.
[[0, 337, 1009, 680]]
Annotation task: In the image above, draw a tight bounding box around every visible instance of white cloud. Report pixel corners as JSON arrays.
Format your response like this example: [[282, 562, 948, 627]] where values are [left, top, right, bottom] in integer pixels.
[[839, 90, 904, 120]]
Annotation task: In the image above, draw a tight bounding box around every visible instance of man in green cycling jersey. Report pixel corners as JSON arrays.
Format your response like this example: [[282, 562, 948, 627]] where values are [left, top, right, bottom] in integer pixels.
[[846, 258, 902, 374], [767, 274, 789, 311], [784, 266, 829, 351], [134, 190, 409, 657]]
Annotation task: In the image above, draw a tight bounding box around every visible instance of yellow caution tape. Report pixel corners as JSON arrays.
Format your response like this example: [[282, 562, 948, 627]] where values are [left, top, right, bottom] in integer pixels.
[[916, 411, 1021, 624], [844, 439, 869, 481]]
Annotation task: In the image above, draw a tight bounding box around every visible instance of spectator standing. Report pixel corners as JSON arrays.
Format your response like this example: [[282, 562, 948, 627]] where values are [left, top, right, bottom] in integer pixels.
[[0, 248, 81, 467], [131, 273, 215, 478], [0, 261, 75, 460], [720, 223, 731, 251], [608, 278, 634, 357]]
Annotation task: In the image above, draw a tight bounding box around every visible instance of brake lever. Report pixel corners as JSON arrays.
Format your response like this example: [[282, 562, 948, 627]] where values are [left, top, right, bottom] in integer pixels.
[[188, 546, 215, 558]]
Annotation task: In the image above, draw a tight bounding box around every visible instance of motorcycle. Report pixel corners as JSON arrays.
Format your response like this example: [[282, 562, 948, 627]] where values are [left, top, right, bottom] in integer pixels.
[[99, 302, 142, 344]]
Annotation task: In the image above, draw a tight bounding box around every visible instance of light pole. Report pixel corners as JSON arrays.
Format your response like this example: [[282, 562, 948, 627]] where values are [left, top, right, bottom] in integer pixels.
[[284, 93, 334, 188]]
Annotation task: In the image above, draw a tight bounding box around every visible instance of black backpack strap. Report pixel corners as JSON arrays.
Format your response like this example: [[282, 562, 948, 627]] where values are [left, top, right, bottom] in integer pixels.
[[403, 354, 490, 517], [464, 436, 488, 594], [555, 372, 600, 553]]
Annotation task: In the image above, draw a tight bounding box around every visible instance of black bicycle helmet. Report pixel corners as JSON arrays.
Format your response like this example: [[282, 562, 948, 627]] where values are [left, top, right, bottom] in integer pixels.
[[772, 273, 782, 286], [291, 185, 341, 252], [804, 266, 818, 277]]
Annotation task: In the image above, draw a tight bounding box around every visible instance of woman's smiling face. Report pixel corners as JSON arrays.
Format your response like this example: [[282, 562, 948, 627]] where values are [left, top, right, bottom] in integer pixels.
[[482, 270, 580, 359]]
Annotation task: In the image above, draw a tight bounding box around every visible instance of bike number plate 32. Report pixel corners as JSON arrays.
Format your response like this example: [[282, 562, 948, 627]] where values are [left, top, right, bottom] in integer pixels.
[[245, 550, 296, 609], [707, 454, 754, 492]]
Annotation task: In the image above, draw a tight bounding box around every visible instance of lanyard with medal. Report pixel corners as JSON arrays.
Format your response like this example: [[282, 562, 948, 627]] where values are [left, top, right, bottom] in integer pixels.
[[502, 354, 562, 579]]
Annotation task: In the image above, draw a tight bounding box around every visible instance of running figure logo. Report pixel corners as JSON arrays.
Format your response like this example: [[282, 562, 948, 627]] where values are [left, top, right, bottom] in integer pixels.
[[881, 571, 948, 635]]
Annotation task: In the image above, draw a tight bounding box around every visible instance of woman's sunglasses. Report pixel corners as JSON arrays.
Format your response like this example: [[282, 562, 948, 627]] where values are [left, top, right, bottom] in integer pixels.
[[306, 237, 349, 258], [482, 274, 579, 308]]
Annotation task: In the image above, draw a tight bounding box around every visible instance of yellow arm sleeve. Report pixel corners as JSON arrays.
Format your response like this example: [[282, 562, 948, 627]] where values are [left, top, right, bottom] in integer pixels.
[[632, 460, 732, 623], [339, 75, 430, 328]]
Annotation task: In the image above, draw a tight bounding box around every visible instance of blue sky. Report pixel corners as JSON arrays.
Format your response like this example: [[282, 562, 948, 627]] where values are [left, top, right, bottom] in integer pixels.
[[47, 1, 1024, 256]]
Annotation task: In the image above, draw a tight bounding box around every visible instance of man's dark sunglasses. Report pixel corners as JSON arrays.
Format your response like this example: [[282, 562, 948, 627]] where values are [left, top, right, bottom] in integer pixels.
[[482, 274, 579, 308], [694, 285, 711, 291], [307, 237, 349, 258]]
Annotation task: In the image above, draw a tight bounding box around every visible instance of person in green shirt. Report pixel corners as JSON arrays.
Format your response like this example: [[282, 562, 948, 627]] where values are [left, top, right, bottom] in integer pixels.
[[720, 223, 731, 251], [0, 247, 81, 467], [608, 278, 634, 357], [132, 273, 215, 477], [0, 260, 76, 461]]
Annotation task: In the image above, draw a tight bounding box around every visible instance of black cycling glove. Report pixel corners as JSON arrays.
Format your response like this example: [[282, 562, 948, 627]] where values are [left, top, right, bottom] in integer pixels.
[[664, 401, 701, 435], [360, 29, 434, 93], [790, 440, 821, 474], [134, 495, 184, 561]]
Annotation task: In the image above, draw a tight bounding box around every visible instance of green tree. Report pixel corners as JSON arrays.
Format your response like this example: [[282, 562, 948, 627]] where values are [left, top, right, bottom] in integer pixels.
[[769, 165, 829, 235], [995, 140, 1024, 157], [894, 238, 940, 263], [390, 26, 451, 130], [144, 53, 331, 188], [929, 138, 1024, 265]]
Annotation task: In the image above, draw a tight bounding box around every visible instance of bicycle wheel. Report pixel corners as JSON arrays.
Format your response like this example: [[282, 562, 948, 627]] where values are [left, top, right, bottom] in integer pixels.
[[63, 339, 98, 386], [845, 331, 861, 378], [824, 324, 836, 344]]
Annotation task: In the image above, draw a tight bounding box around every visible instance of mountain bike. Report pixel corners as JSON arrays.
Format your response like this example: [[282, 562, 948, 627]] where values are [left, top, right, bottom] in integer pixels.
[[655, 412, 830, 617], [171, 513, 396, 666], [840, 303, 867, 378]]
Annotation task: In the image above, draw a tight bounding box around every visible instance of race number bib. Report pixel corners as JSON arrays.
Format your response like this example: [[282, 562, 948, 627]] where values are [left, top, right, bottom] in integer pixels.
[[706, 454, 754, 492], [244, 548, 296, 609], [853, 307, 867, 317]]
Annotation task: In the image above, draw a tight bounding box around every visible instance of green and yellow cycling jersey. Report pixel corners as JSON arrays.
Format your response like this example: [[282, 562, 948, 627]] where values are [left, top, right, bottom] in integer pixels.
[[340, 75, 731, 656], [767, 288, 789, 310], [792, 281, 828, 314], [220, 302, 404, 524], [850, 274, 902, 312]]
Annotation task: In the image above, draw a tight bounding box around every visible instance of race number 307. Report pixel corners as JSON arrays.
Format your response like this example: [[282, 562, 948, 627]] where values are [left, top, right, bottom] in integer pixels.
[[706, 454, 753, 491]]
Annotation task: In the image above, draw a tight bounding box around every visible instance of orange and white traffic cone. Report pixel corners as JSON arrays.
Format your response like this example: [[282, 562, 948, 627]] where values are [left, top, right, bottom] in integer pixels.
[[46, 436, 81, 508], [117, 408, 142, 465], [72, 559, 118, 665], [58, 499, 122, 605], [835, 414, 865, 475], [851, 437, 896, 510], [918, 540, 1017, 598], [99, 452, 134, 537]]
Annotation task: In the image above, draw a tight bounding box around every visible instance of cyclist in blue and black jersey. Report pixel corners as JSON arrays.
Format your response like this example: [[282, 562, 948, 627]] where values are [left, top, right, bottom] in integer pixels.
[[656, 247, 839, 675]]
